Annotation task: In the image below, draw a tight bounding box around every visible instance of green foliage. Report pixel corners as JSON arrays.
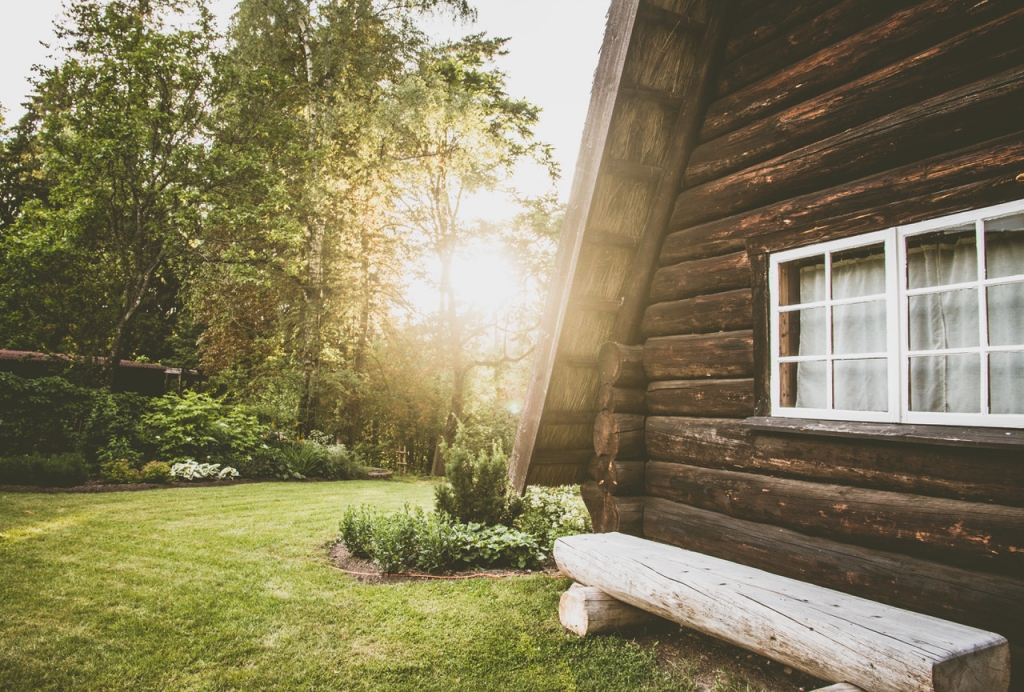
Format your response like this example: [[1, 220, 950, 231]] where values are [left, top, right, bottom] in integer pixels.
[[140, 461, 172, 484], [338, 503, 545, 574], [514, 485, 592, 553], [96, 436, 143, 467], [0, 452, 88, 487], [139, 391, 268, 464], [101, 459, 141, 484], [434, 434, 521, 526], [169, 461, 239, 481], [323, 444, 369, 481], [0, 372, 94, 456]]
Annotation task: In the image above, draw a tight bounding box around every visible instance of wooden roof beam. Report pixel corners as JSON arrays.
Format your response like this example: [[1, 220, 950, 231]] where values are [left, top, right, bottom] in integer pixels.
[[605, 158, 663, 183], [569, 295, 624, 313], [635, 1, 704, 33], [585, 229, 641, 250], [618, 82, 684, 108]]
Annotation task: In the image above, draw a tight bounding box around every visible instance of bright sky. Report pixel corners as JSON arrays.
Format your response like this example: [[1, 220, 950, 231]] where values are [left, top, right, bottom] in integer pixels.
[[0, 0, 612, 315]]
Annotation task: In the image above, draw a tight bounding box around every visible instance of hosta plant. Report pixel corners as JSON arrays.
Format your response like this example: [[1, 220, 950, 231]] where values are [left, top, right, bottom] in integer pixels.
[[170, 460, 239, 481]]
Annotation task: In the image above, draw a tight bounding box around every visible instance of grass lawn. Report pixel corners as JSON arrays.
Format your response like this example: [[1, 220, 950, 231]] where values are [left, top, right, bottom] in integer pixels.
[[0, 479, 796, 691]]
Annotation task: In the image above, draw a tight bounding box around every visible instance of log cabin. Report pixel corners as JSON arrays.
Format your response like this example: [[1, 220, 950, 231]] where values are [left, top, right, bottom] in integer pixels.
[[508, 0, 1024, 688]]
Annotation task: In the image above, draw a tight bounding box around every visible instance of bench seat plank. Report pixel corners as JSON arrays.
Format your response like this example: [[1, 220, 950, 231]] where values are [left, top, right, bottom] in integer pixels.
[[554, 532, 1009, 692]]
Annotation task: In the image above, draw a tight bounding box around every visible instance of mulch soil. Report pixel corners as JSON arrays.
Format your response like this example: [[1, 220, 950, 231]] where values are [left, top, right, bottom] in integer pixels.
[[328, 543, 825, 691]]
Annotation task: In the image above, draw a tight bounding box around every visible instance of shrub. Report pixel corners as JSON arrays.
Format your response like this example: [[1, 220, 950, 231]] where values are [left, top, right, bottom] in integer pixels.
[[169, 461, 239, 481], [322, 444, 367, 480], [140, 461, 172, 484], [0, 453, 89, 487], [139, 391, 268, 465], [337, 504, 545, 574], [96, 436, 143, 467], [514, 485, 592, 553], [434, 434, 522, 527], [102, 459, 141, 484], [279, 440, 327, 479], [0, 373, 94, 456]]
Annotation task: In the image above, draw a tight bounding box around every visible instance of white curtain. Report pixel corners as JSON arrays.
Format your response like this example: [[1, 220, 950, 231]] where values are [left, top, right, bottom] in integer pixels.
[[792, 226, 1024, 415]]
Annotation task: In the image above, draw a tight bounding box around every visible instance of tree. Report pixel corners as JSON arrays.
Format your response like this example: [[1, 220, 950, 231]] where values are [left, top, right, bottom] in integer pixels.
[[199, 0, 472, 434], [384, 35, 557, 474], [11, 0, 218, 385]]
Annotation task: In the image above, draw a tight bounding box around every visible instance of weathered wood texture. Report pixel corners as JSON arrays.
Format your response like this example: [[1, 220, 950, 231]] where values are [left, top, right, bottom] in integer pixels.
[[559, 583, 659, 636], [646, 379, 754, 417], [648, 250, 750, 303], [593, 412, 645, 459], [596, 384, 646, 415], [691, 9, 1024, 186], [580, 481, 644, 535], [701, 0, 1015, 141], [554, 532, 1011, 692], [645, 417, 1024, 507], [723, 0, 837, 64], [643, 499, 1024, 646], [810, 685, 864, 692], [643, 331, 753, 380], [590, 456, 645, 496], [597, 341, 645, 388], [641, 289, 751, 338], [645, 461, 1024, 575]]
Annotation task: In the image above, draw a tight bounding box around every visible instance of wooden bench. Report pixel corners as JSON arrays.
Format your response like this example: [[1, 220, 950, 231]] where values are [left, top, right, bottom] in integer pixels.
[[554, 532, 1010, 692]]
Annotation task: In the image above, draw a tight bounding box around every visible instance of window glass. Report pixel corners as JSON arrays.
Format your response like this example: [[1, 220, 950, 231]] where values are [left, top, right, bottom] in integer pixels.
[[908, 289, 979, 350], [832, 301, 886, 355], [779, 307, 825, 357], [832, 244, 885, 299], [834, 359, 887, 412], [987, 284, 1024, 346], [778, 255, 824, 305], [795, 361, 827, 409], [909, 354, 980, 413], [990, 352, 1024, 414], [984, 213, 1024, 279], [906, 226, 976, 289]]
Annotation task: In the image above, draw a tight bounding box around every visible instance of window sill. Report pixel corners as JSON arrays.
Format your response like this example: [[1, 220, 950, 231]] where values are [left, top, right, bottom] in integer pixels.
[[742, 416, 1024, 451]]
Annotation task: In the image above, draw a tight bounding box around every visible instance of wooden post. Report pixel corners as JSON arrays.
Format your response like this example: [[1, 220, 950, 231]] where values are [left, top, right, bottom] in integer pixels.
[[559, 583, 658, 636]]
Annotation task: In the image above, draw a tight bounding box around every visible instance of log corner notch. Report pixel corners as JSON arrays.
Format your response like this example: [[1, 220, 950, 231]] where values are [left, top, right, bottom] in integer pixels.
[[555, 532, 1011, 692]]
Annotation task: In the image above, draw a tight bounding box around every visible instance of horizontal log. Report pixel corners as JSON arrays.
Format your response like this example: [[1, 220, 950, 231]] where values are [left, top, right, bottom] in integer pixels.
[[644, 498, 1024, 645], [559, 583, 658, 636], [643, 330, 754, 381], [662, 132, 1024, 264], [648, 251, 750, 303], [641, 288, 751, 338], [554, 531, 1011, 692], [689, 9, 1024, 186], [580, 481, 643, 535], [644, 416, 1024, 507], [676, 65, 1024, 229], [597, 341, 645, 387], [600, 459, 645, 497], [701, 0, 1012, 141], [724, 0, 836, 64], [646, 379, 754, 417], [645, 462, 1024, 574], [596, 384, 646, 414], [715, 0, 910, 98], [810, 685, 864, 692], [593, 411, 645, 459]]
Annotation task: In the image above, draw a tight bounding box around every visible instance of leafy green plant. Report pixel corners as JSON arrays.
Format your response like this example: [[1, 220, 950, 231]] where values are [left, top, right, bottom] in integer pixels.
[[0, 453, 89, 487], [139, 391, 268, 465], [322, 444, 368, 480], [169, 461, 239, 481], [434, 434, 522, 527], [278, 440, 327, 479], [97, 436, 143, 467], [514, 485, 592, 553], [102, 459, 141, 484], [0, 373, 94, 456], [140, 461, 172, 484]]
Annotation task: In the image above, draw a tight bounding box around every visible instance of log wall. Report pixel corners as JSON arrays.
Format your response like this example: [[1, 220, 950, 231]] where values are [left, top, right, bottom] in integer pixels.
[[633, 2, 1024, 687]]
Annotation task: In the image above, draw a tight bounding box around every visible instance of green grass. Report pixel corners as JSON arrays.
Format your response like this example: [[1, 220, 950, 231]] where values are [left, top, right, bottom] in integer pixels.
[[0, 479, 702, 692]]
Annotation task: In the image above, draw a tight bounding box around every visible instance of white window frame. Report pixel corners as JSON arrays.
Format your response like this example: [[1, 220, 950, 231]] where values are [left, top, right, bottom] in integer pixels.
[[769, 198, 1024, 428]]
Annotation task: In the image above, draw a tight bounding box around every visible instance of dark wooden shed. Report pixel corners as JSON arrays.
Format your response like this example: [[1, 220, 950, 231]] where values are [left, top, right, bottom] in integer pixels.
[[509, 0, 1024, 687]]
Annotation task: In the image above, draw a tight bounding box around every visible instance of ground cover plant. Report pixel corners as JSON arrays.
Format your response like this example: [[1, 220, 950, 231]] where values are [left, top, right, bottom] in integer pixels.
[[0, 480, 795, 692]]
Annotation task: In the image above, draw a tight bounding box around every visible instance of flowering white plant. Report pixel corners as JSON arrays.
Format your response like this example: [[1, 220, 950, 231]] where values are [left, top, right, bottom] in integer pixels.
[[170, 460, 240, 481]]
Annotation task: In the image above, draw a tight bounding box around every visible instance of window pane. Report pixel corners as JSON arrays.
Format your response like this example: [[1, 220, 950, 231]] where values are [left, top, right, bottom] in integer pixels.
[[780, 361, 828, 409], [832, 244, 886, 299], [984, 213, 1024, 279], [990, 352, 1024, 414], [906, 226, 976, 289], [779, 255, 824, 306], [987, 283, 1024, 346], [908, 289, 979, 350], [779, 307, 825, 357], [834, 359, 888, 412], [909, 354, 980, 413], [833, 300, 886, 355]]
